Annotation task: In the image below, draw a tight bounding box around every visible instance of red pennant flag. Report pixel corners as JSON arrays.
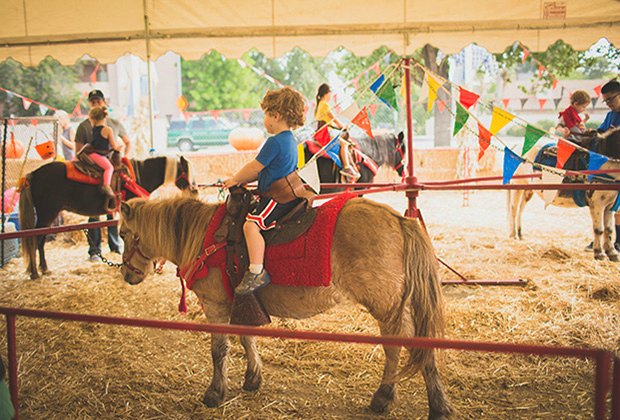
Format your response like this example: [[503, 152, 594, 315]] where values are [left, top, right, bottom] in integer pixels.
[[211, 110, 220, 122], [521, 49, 530, 64], [593, 84, 602, 97], [368, 103, 379, 117], [556, 139, 576, 169], [333, 103, 341, 115], [552, 78, 558, 90], [538, 98, 547, 110], [183, 112, 190, 123], [501, 98, 510, 109], [537, 64, 545, 78], [89, 63, 100, 84], [351, 106, 374, 139], [8, 119, 16, 127], [437, 100, 446, 112], [372, 63, 380, 75], [242, 109, 251, 122], [22, 97, 32, 110], [352, 78, 359, 89], [458, 87, 480, 110], [31, 119, 38, 127], [477, 123, 492, 161], [72, 96, 83, 116]]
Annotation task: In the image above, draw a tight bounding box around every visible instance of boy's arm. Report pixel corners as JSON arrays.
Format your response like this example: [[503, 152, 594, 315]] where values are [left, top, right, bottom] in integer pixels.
[[223, 159, 264, 188]]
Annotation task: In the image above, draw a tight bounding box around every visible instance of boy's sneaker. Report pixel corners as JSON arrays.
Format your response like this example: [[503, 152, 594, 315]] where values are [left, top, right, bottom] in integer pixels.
[[235, 270, 271, 295], [89, 255, 102, 263]]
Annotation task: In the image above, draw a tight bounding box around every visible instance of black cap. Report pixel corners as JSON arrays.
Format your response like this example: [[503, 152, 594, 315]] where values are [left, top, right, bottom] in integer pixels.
[[88, 89, 105, 101]]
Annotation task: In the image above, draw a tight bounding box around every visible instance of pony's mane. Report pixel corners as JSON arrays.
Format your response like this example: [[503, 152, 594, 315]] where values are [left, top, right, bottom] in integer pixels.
[[354, 132, 398, 166], [125, 197, 220, 267]]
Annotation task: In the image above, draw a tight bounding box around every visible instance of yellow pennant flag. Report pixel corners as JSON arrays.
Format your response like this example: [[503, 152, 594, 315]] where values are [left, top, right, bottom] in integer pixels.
[[401, 74, 408, 101], [490, 107, 515, 135], [297, 143, 305, 169], [427, 74, 441, 113]]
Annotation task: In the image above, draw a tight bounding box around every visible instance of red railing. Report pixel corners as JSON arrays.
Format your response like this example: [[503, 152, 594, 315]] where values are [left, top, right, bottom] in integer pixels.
[[1, 306, 616, 419]]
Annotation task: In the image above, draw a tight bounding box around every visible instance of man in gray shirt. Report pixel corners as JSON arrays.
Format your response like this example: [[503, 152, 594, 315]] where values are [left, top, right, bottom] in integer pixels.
[[75, 89, 131, 261]]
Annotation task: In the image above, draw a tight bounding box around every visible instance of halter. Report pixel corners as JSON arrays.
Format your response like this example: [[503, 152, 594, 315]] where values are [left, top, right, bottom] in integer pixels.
[[393, 135, 407, 178], [122, 233, 153, 277]]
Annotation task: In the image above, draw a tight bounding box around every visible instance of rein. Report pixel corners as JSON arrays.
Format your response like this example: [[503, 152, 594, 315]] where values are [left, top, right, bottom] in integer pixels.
[[122, 234, 153, 276]]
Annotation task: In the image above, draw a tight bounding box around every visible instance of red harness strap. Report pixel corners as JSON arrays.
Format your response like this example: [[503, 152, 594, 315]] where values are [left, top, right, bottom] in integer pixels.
[[119, 172, 150, 198]]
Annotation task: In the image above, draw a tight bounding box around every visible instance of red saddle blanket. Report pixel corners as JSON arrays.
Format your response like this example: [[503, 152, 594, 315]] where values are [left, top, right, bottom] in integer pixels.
[[182, 193, 354, 303], [65, 157, 136, 185]]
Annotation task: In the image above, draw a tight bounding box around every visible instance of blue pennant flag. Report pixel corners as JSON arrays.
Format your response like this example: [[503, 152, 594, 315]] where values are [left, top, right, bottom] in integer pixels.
[[587, 152, 609, 181], [325, 133, 342, 168], [503, 147, 524, 184], [369, 74, 385, 94]]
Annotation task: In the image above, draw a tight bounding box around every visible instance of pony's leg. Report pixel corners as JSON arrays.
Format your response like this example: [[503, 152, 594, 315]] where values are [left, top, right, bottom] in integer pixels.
[[37, 235, 50, 274], [516, 190, 533, 240], [239, 336, 262, 391], [507, 190, 522, 239], [202, 332, 230, 407], [603, 210, 619, 261], [589, 205, 606, 260], [422, 353, 453, 419], [369, 338, 400, 413]]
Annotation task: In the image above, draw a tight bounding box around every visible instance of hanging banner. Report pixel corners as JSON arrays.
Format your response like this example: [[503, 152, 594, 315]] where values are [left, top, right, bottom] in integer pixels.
[[541, 171, 563, 207], [537, 64, 545, 78], [521, 49, 530, 64], [417, 76, 429, 104], [368, 103, 379, 117], [22, 97, 32, 110], [522, 124, 546, 155], [553, 98, 562, 109], [340, 101, 361, 122], [39, 104, 48, 115], [436, 100, 446, 113], [501, 98, 510, 109], [211, 110, 220, 122], [351, 106, 374, 139], [453, 103, 469, 136], [538, 98, 547, 110], [490, 107, 515, 135], [477, 123, 492, 161], [458, 87, 480, 109], [552, 78, 558, 90], [593, 85, 602, 97], [556, 139, 576, 169], [587, 152, 609, 181], [377, 82, 398, 110], [369, 74, 385, 94], [520, 98, 528, 109], [503, 147, 524, 184], [242, 109, 251, 122], [426, 74, 441, 113], [298, 159, 321, 194]]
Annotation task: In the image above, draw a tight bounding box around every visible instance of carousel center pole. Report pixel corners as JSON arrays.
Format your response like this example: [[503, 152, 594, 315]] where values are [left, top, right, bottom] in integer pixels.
[[403, 58, 420, 218]]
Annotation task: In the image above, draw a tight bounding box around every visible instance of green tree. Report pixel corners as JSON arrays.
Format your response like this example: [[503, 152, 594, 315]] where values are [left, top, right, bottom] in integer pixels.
[[0, 58, 80, 117]]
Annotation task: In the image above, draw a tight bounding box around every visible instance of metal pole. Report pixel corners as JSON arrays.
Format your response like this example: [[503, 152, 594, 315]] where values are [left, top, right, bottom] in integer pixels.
[[1, 119, 7, 267], [403, 58, 418, 218], [613, 357, 619, 420], [143, 0, 155, 151], [7, 314, 19, 419], [594, 350, 611, 420]]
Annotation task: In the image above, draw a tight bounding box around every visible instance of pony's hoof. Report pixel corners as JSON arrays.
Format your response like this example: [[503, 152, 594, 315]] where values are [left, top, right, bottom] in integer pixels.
[[30, 273, 40, 280], [370, 384, 396, 413], [242, 371, 262, 391], [429, 410, 453, 420], [202, 386, 225, 408], [594, 252, 606, 260], [608, 254, 619, 262]]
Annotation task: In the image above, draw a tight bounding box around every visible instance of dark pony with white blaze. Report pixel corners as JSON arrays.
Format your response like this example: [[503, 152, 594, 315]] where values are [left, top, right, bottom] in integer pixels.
[[119, 196, 452, 418], [303, 131, 406, 193], [19, 156, 196, 279], [508, 128, 620, 261]]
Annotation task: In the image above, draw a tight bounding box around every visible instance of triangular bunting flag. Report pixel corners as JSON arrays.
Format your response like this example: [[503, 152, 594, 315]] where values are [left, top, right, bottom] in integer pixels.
[[242, 109, 251, 122], [369, 74, 385, 94], [501, 98, 510, 109], [401, 74, 408, 101], [368, 103, 378, 117], [372, 63, 381, 75], [587, 152, 609, 181], [541, 171, 563, 207], [31, 119, 38, 127], [591, 97, 599, 108], [377, 82, 398, 110], [325, 133, 342, 167], [352, 78, 359, 90], [538, 98, 547, 110], [298, 159, 321, 194], [537, 64, 545, 78], [458, 87, 480, 109], [593, 85, 602, 97], [556, 139, 576, 169], [522, 124, 546, 155], [490, 107, 515, 135], [417, 76, 429, 103], [553, 98, 562, 109], [297, 143, 305, 169], [453, 103, 469, 136], [183, 112, 190, 123], [503, 147, 524, 184], [477, 123, 492, 161], [22, 98, 32, 110], [5, 91, 14, 100], [436, 100, 446, 113], [351, 106, 374, 139], [520, 98, 528, 109], [552, 78, 558, 90], [39, 104, 48, 115], [427, 74, 441, 113], [339, 101, 361, 122], [211, 110, 220, 122], [521, 49, 530, 64]]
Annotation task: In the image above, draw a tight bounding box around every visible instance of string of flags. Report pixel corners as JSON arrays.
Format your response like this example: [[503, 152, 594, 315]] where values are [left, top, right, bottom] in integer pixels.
[[0, 86, 58, 115], [415, 63, 617, 186]]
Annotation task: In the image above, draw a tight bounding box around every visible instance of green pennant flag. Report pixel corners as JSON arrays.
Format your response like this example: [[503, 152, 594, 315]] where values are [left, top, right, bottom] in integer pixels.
[[522, 124, 546, 155], [453, 103, 469, 136], [377, 82, 399, 110]]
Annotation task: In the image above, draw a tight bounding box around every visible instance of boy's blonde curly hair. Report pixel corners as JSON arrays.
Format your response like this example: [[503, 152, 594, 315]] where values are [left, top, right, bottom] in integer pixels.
[[260, 87, 305, 129]]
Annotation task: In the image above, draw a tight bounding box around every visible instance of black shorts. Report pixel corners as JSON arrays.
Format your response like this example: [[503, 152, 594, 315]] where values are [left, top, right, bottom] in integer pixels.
[[246, 196, 301, 231]]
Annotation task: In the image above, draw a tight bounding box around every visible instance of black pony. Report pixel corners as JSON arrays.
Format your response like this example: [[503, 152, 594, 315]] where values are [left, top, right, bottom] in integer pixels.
[[302, 131, 406, 193], [19, 156, 196, 279]]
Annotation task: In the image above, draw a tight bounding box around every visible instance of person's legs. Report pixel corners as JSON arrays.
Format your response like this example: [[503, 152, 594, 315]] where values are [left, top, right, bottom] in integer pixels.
[[236, 220, 270, 295], [107, 213, 121, 253], [89, 153, 114, 196], [339, 140, 359, 179], [87, 217, 102, 258], [615, 212, 620, 251]]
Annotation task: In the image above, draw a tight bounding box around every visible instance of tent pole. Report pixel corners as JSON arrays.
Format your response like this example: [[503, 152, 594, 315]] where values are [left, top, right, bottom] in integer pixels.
[[143, 0, 154, 151]]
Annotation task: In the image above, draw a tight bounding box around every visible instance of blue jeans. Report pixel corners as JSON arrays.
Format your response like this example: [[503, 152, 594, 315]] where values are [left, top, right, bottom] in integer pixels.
[[87, 214, 121, 255]]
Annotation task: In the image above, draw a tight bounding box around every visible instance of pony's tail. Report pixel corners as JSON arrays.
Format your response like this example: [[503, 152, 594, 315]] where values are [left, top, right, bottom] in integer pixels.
[[398, 217, 444, 379], [18, 174, 37, 278]]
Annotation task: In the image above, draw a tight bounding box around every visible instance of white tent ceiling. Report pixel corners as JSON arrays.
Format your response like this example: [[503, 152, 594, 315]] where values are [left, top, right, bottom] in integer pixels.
[[1, 0, 619, 65]]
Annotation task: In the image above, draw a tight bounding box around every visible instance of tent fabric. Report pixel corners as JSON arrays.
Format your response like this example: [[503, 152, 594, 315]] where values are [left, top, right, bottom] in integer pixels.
[[1, 0, 619, 65]]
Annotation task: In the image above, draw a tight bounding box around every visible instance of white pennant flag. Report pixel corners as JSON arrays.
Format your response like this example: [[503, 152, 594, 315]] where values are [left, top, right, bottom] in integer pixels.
[[541, 171, 563, 208], [339, 101, 361, 122], [417, 75, 429, 103], [297, 159, 321, 194], [22, 97, 32, 110], [39, 104, 48, 115]]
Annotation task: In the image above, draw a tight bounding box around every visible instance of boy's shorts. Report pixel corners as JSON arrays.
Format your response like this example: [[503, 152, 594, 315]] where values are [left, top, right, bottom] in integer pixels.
[[246, 196, 302, 231]]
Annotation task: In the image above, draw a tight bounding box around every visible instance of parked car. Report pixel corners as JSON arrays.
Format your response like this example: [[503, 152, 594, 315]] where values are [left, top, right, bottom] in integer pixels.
[[167, 117, 234, 151]]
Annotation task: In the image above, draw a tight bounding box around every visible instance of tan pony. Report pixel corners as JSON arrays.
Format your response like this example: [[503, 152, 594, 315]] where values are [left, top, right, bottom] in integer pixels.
[[119, 196, 452, 418], [508, 128, 620, 261]]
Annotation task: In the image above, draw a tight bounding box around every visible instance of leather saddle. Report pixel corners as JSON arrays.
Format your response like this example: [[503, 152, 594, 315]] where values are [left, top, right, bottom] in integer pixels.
[[74, 145, 129, 193]]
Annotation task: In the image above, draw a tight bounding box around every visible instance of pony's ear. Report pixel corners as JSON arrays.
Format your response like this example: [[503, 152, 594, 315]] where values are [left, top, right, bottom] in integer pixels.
[[180, 155, 188, 171], [120, 201, 132, 220]]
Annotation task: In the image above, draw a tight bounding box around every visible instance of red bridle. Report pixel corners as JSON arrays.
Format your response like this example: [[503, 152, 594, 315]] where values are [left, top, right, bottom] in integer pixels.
[[122, 233, 153, 277]]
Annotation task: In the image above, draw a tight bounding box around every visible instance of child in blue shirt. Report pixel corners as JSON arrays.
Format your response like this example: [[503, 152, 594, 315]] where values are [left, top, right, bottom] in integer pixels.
[[224, 87, 306, 294]]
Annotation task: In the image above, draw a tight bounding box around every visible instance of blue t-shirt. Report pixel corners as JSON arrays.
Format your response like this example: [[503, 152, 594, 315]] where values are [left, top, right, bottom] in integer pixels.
[[598, 110, 620, 132], [255, 130, 298, 192]]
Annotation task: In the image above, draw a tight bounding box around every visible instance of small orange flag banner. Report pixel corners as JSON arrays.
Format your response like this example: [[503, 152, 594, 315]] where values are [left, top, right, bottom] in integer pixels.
[[490, 107, 515, 135], [478, 123, 493, 161], [521, 49, 530, 64], [437, 100, 446, 113], [538, 64, 546, 78], [552, 78, 558, 90], [501, 98, 510, 109], [368, 103, 379, 117], [351, 106, 374, 139], [427, 74, 442, 113], [556, 139, 576, 169], [538, 98, 547, 110], [211, 110, 220, 122], [593, 84, 602, 97], [458, 87, 480, 109]]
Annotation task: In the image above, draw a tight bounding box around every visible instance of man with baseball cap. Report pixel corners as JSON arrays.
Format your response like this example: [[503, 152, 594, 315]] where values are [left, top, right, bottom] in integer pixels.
[[75, 89, 131, 262]]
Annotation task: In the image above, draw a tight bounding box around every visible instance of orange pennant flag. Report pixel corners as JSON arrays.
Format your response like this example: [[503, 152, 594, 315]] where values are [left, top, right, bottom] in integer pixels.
[[478, 123, 492, 161], [351, 106, 374, 140], [556, 139, 576, 169], [501, 98, 510, 109], [538, 98, 547, 110], [368, 103, 379, 117]]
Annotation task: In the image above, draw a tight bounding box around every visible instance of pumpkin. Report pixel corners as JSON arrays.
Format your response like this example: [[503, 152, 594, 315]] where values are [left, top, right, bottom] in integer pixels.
[[228, 127, 264, 151], [6, 132, 25, 159]]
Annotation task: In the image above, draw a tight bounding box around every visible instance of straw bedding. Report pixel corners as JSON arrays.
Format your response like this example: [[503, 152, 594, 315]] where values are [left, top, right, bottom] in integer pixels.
[[0, 190, 618, 419]]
